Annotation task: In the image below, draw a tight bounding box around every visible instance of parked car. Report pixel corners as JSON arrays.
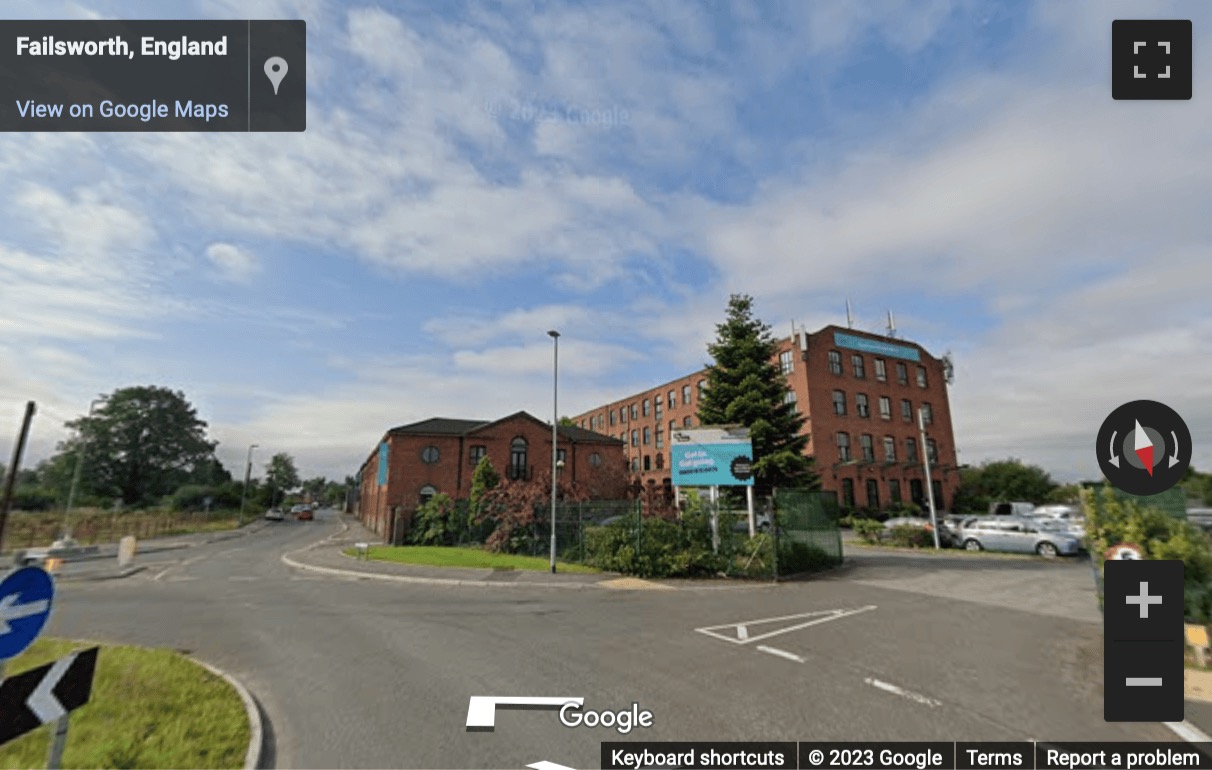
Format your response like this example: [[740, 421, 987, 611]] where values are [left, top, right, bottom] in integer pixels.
[[729, 510, 774, 533], [296, 506, 314, 521], [989, 501, 1037, 517], [264, 509, 285, 521], [958, 516, 1081, 558]]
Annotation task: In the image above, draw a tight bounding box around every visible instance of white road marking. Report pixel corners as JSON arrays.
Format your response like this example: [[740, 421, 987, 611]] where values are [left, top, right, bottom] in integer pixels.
[[1166, 720, 1212, 743], [228, 576, 257, 582], [864, 678, 942, 708], [697, 605, 876, 645], [756, 645, 804, 663]]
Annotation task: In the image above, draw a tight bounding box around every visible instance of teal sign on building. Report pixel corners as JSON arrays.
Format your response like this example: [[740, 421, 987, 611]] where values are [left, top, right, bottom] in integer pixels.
[[834, 331, 920, 362], [377, 441, 389, 485]]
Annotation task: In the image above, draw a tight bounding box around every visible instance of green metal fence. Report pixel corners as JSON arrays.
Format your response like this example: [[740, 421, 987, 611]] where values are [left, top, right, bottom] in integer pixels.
[[774, 489, 845, 570]]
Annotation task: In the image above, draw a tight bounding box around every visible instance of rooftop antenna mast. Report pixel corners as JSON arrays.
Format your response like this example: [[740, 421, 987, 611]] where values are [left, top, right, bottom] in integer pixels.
[[887, 310, 897, 338], [845, 299, 853, 329]]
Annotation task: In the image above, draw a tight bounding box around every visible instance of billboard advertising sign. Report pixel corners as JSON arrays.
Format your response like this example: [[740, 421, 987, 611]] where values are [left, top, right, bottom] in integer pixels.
[[670, 427, 754, 487]]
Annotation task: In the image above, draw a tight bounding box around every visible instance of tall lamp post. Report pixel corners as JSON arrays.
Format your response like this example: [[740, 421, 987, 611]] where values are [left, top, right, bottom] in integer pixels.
[[547, 329, 560, 574], [918, 406, 940, 550], [61, 396, 108, 545], [239, 444, 258, 525]]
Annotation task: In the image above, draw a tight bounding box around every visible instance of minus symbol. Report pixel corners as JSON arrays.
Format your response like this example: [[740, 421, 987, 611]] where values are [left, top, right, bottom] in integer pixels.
[[1126, 678, 1163, 686]]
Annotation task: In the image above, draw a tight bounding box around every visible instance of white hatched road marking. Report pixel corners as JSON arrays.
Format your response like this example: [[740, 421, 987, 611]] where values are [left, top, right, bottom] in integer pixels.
[[864, 678, 942, 708], [756, 645, 804, 663], [696, 605, 876, 644]]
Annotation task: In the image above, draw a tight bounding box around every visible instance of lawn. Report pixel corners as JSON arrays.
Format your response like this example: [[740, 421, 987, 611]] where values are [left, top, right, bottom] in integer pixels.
[[0, 638, 250, 770], [347, 545, 601, 573]]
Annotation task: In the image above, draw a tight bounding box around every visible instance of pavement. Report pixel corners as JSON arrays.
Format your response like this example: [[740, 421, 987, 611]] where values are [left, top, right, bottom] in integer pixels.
[[38, 509, 1199, 769]]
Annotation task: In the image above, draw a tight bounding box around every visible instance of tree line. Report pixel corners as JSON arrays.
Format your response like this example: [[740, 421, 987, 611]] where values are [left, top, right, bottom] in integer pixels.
[[0, 385, 352, 513]]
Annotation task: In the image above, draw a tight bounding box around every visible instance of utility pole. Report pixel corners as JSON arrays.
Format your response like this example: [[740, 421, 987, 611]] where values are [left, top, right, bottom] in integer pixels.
[[239, 444, 258, 525], [919, 406, 940, 549], [0, 401, 36, 555], [547, 330, 560, 574], [62, 396, 107, 544]]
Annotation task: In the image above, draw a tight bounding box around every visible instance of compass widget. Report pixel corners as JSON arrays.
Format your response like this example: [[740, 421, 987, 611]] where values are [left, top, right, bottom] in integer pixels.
[[1097, 400, 1191, 496]]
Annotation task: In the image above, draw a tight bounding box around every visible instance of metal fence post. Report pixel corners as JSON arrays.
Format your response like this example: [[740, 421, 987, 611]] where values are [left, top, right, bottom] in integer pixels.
[[46, 715, 70, 769], [770, 494, 778, 582]]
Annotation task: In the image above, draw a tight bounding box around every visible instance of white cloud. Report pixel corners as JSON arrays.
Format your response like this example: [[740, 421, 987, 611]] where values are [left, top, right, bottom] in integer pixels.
[[205, 243, 260, 282]]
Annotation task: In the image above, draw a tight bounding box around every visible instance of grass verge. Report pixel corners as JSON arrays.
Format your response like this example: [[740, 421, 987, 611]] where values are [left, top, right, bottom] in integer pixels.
[[0, 638, 250, 770], [344, 545, 600, 573]]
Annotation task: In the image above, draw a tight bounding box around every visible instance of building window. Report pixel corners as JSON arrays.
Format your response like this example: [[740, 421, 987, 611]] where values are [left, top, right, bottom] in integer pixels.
[[557, 448, 567, 464], [419, 485, 437, 505], [643, 398, 650, 417], [610, 410, 618, 426], [682, 384, 692, 405], [841, 478, 855, 508], [655, 399, 662, 418], [421, 445, 440, 464], [655, 452, 665, 469], [509, 437, 528, 479], [779, 350, 794, 374], [828, 350, 842, 375], [917, 366, 928, 388], [905, 437, 918, 463], [910, 478, 924, 505], [643, 455, 651, 471], [855, 393, 869, 418], [860, 434, 875, 462], [832, 390, 846, 416], [927, 439, 938, 464], [656, 427, 664, 449], [836, 432, 851, 462], [866, 479, 880, 509], [643, 427, 651, 445], [631, 457, 639, 472], [580, 419, 586, 429], [469, 445, 486, 466], [784, 390, 797, 412], [901, 399, 913, 422], [896, 362, 909, 385], [852, 354, 865, 379], [589, 452, 602, 467], [630, 404, 638, 420], [879, 396, 891, 420], [631, 430, 638, 447], [921, 403, 933, 425], [683, 416, 692, 427], [874, 358, 887, 382], [669, 420, 675, 436], [697, 380, 707, 399], [889, 479, 902, 503], [668, 390, 676, 410], [932, 480, 945, 509], [883, 436, 896, 463]]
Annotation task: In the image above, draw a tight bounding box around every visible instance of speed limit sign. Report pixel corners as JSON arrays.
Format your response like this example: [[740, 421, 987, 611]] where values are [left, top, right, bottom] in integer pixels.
[[1105, 543, 1144, 560]]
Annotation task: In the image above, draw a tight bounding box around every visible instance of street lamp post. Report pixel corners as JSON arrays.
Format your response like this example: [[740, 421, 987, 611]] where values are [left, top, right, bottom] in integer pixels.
[[547, 329, 560, 574], [239, 444, 259, 525], [918, 406, 940, 550], [61, 396, 107, 544]]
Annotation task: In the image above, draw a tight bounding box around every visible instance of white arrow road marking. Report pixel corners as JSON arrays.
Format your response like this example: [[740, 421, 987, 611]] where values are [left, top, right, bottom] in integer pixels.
[[466, 696, 583, 729], [528, 762, 577, 770], [0, 593, 50, 635], [28, 654, 75, 724], [864, 677, 942, 708]]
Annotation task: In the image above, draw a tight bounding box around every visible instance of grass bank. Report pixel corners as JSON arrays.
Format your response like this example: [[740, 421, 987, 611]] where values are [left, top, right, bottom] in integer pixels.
[[0, 638, 250, 770], [345, 544, 600, 573]]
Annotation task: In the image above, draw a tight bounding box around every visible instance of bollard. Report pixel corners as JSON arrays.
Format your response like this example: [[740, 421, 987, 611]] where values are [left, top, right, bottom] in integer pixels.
[[117, 535, 137, 569], [355, 542, 369, 560]]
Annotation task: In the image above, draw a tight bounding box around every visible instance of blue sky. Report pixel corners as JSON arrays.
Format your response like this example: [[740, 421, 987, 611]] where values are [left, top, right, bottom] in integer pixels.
[[2, 0, 1210, 483]]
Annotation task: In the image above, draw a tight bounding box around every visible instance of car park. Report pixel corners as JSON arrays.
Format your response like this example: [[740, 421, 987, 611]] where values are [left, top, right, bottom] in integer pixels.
[[957, 516, 1082, 558]]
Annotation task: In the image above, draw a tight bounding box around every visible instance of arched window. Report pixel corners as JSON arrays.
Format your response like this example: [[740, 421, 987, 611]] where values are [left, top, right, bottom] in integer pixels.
[[419, 485, 437, 505], [509, 437, 528, 480]]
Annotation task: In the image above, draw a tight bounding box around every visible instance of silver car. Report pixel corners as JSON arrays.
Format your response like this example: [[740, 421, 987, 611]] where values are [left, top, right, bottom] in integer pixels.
[[958, 516, 1082, 558]]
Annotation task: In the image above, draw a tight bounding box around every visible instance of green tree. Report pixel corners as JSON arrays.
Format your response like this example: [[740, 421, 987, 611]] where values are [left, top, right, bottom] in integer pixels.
[[264, 453, 301, 507], [558, 416, 577, 427], [697, 294, 817, 494], [469, 456, 501, 534], [58, 386, 217, 506], [302, 476, 328, 501], [951, 458, 1058, 512], [189, 456, 232, 486]]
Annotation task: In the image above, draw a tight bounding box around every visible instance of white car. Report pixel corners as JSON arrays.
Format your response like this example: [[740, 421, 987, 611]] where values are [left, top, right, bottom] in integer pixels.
[[264, 509, 285, 521]]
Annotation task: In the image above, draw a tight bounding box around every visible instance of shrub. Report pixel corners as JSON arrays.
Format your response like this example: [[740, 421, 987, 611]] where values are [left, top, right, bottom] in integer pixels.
[[779, 540, 840, 573], [583, 509, 727, 578], [410, 493, 459, 546], [853, 520, 884, 543], [12, 484, 57, 512], [886, 524, 933, 548]]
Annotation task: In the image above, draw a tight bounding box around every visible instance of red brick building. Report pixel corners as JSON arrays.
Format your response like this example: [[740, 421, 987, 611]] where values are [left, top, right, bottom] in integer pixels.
[[355, 411, 626, 541], [570, 324, 960, 512]]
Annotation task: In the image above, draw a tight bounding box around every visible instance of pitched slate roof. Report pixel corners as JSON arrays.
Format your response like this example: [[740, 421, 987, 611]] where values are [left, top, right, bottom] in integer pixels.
[[385, 412, 622, 444]]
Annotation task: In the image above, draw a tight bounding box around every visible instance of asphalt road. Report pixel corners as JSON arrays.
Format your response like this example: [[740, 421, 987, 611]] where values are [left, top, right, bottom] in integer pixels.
[[43, 510, 1174, 769]]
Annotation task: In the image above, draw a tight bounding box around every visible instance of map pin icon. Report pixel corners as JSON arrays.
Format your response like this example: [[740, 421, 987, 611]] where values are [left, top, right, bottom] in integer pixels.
[[264, 57, 288, 95]]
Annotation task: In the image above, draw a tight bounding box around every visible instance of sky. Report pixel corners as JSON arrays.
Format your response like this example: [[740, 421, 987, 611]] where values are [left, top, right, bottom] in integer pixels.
[[1, 0, 1210, 485]]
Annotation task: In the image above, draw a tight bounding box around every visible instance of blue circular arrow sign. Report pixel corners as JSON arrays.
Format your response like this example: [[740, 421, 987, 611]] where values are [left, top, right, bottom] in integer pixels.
[[0, 567, 55, 660]]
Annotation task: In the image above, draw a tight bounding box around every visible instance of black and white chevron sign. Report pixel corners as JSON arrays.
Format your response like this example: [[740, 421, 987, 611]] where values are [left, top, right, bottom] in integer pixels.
[[0, 647, 98, 745]]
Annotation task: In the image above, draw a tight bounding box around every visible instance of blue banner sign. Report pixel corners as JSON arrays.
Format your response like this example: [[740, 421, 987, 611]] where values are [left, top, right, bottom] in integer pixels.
[[834, 331, 920, 362], [672, 442, 755, 487], [377, 441, 389, 485]]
